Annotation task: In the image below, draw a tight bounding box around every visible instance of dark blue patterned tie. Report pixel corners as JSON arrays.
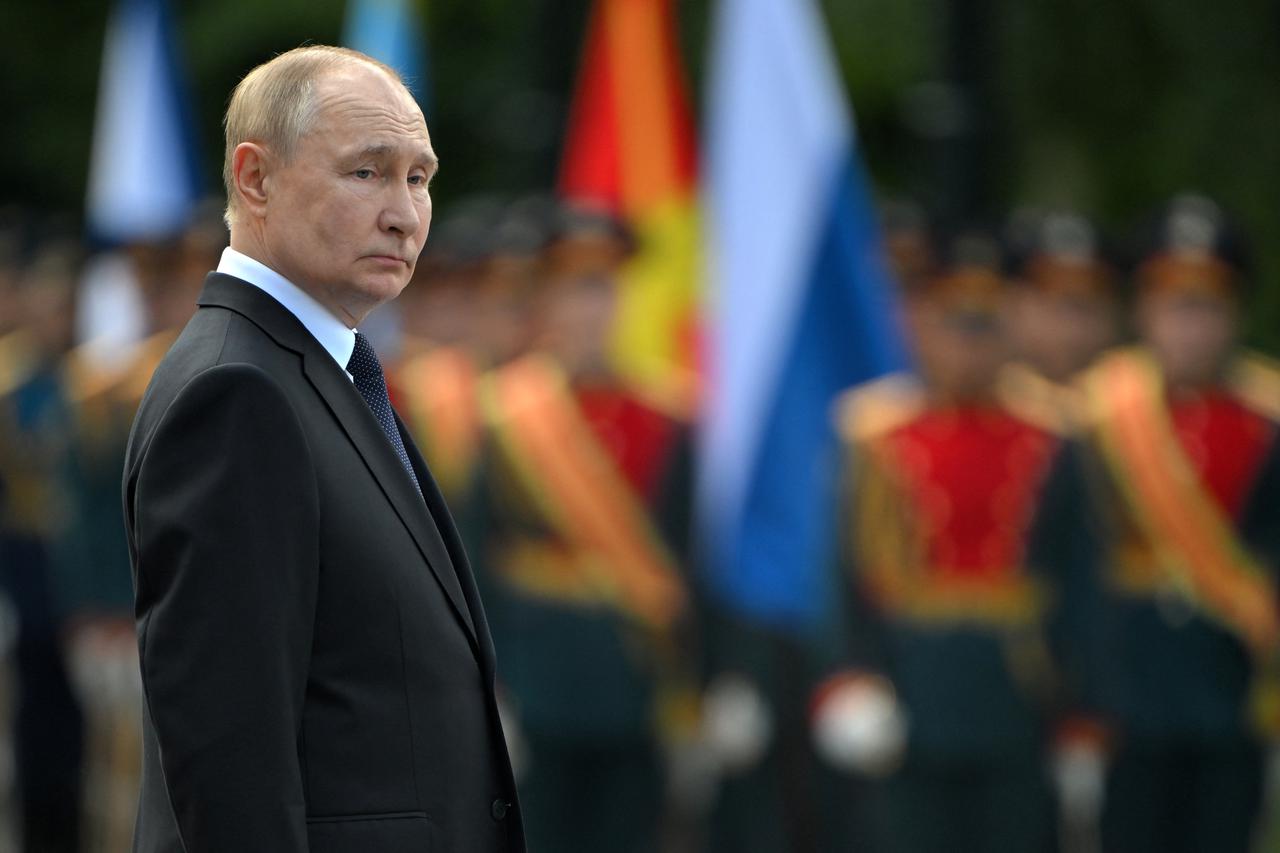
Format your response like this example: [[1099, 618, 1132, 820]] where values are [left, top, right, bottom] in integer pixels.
[[347, 331, 422, 497]]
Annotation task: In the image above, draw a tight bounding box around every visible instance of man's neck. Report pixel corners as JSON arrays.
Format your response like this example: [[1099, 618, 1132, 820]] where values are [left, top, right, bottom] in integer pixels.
[[227, 232, 363, 328]]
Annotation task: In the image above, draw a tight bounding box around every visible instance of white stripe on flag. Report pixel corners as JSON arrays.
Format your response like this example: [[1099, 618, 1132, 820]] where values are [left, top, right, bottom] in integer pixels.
[[699, 0, 858, 550]]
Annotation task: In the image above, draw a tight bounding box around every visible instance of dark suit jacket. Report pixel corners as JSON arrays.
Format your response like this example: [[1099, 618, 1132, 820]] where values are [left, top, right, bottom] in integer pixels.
[[122, 273, 524, 853]]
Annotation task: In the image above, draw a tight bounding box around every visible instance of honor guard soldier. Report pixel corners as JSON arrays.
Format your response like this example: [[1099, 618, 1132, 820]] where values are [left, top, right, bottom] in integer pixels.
[[1079, 195, 1280, 853], [812, 230, 1081, 853], [57, 211, 222, 851], [470, 203, 694, 853], [0, 235, 84, 853]]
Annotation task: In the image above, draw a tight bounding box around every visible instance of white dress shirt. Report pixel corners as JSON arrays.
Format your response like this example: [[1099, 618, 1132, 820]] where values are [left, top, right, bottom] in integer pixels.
[[216, 247, 357, 378]]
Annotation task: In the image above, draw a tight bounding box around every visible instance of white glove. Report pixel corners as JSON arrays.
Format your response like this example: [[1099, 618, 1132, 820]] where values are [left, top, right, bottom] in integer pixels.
[[1052, 739, 1106, 826], [66, 617, 141, 711], [811, 673, 907, 776], [700, 674, 773, 774]]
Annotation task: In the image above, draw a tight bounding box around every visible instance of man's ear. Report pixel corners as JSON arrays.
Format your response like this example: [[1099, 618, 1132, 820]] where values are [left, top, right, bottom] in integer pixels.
[[232, 142, 272, 219]]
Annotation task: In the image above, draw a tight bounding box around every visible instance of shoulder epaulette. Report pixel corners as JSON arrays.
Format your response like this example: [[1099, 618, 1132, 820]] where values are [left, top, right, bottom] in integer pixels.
[[118, 329, 179, 404], [61, 342, 127, 405], [62, 329, 177, 407], [1231, 350, 1280, 422], [833, 372, 925, 445], [623, 367, 699, 425], [0, 330, 37, 399], [995, 361, 1085, 437]]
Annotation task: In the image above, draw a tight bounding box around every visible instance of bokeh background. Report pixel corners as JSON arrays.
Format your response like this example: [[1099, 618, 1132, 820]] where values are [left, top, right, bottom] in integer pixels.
[[2, 1, 1280, 852]]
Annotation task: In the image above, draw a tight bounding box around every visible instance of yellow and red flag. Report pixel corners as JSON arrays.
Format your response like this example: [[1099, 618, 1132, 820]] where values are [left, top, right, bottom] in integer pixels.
[[559, 0, 701, 413]]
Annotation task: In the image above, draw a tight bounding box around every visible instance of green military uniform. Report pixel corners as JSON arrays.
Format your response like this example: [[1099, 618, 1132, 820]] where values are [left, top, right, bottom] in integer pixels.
[[55, 330, 175, 853], [1070, 196, 1280, 853], [815, 240, 1100, 853], [0, 328, 84, 853], [824, 370, 1079, 853], [1078, 347, 1280, 853], [467, 353, 694, 853], [56, 332, 174, 617], [701, 610, 836, 853]]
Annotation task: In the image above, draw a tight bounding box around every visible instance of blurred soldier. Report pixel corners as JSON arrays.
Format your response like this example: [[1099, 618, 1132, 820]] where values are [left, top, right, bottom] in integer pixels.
[[395, 198, 548, 501], [0, 236, 84, 852], [1000, 209, 1121, 434], [1079, 195, 1280, 853], [56, 208, 223, 852], [998, 209, 1123, 850], [812, 231, 1076, 853], [470, 203, 694, 853]]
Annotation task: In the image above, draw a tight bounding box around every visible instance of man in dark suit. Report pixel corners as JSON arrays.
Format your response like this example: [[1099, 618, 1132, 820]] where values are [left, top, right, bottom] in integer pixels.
[[122, 45, 523, 852]]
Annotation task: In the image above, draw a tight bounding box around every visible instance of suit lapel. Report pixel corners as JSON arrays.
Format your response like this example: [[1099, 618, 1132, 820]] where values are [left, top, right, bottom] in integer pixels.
[[197, 274, 481, 654], [397, 412, 496, 672]]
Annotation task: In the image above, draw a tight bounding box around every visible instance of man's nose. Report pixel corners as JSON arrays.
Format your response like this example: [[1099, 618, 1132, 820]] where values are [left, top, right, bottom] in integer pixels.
[[379, 180, 423, 236]]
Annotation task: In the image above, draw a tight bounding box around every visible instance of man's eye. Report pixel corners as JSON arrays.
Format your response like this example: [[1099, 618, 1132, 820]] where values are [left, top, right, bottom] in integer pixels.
[[354, 168, 374, 179], [408, 174, 427, 186]]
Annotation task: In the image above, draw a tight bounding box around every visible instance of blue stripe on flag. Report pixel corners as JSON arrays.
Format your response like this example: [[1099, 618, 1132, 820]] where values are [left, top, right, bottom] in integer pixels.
[[711, 154, 906, 629], [342, 0, 430, 112]]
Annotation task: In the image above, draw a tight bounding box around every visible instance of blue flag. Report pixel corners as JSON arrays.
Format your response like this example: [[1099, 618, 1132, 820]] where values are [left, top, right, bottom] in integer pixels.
[[342, 0, 430, 112], [86, 0, 201, 244], [698, 0, 908, 632]]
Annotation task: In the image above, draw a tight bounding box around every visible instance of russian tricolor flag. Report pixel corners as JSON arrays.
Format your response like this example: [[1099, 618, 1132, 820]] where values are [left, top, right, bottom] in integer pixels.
[[86, 0, 201, 244], [699, 0, 908, 631]]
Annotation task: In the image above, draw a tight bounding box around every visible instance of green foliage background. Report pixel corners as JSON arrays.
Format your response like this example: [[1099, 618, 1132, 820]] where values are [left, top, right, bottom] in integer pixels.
[[2, 0, 1276, 351]]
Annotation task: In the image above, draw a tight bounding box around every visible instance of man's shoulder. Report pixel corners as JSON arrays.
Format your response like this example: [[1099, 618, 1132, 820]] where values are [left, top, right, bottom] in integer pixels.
[[129, 307, 305, 462], [155, 304, 300, 393]]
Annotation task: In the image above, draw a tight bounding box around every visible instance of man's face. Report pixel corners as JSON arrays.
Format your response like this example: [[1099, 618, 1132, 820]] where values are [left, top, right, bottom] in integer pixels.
[[474, 257, 541, 366], [910, 298, 1009, 400], [1010, 289, 1117, 382], [538, 238, 623, 376], [20, 268, 75, 357], [261, 66, 437, 327], [1138, 289, 1237, 388]]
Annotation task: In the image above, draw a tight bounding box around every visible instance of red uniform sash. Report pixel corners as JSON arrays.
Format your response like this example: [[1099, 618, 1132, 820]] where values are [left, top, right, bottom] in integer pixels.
[[481, 355, 685, 631], [398, 347, 481, 498], [1087, 349, 1279, 658]]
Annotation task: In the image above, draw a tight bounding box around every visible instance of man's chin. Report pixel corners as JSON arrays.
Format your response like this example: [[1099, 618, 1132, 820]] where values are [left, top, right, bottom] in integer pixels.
[[355, 273, 411, 305]]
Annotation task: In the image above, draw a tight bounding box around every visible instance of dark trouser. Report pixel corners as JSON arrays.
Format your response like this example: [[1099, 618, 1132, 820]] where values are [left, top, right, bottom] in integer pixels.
[[1102, 737, 1263, 853], [520, 731, 662, 853], [708, 625, 850, 853], [0, 535, 84, 853], [873, 752, 1056, 853]]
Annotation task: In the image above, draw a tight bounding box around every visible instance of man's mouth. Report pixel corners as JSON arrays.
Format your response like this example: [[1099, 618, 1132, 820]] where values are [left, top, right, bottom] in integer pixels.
[[365, 254, 410, 266]]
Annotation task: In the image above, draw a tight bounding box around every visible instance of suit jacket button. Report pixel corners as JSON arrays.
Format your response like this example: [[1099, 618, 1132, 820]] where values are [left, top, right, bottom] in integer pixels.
[[491, 798, 509, 821]]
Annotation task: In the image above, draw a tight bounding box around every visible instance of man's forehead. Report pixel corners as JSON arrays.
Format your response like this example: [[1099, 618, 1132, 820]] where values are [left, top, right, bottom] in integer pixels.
[[312, 67, 430, 138]]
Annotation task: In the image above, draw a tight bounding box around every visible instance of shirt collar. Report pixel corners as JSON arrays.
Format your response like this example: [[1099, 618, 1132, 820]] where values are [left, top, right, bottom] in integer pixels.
[[217, 247, 357, 375]]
